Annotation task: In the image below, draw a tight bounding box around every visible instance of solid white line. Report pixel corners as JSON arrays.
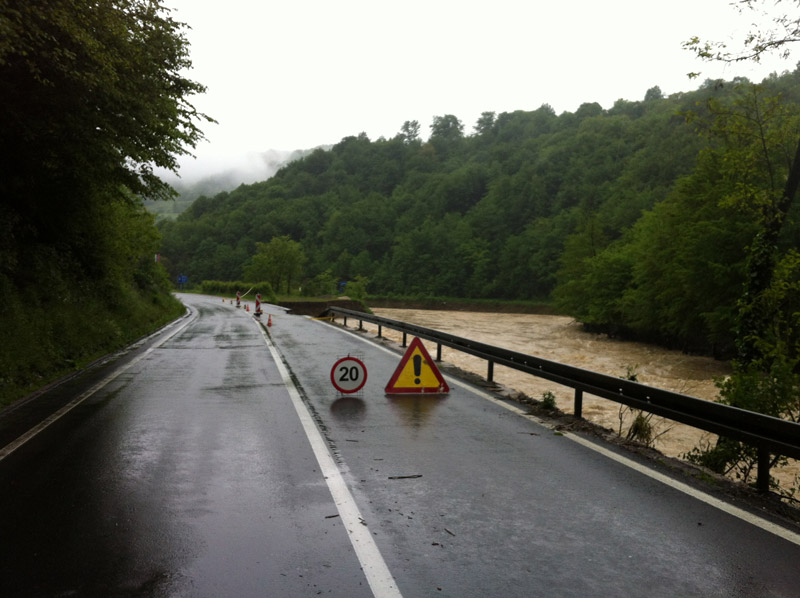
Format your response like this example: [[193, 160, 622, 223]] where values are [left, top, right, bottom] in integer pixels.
[[323, 319, 800, 548], [255, 323, 403, 598], [0, 309, 196, 462]]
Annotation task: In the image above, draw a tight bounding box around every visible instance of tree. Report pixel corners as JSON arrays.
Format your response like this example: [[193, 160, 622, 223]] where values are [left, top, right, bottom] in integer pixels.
[[244, 236, 306, 294], [684, 0, 800, 66], [684, 7, 800, 488], [474, 111, 496, 136], [1, 0, 212, 206], [0, 0, 210, 403], [686, 6, 800, 366], [429, 114, 464, 154], [698, 84, 800, 363], [644, 85, 664, 101], [1, 0, 213, 282], [430, 114, 464, 139], [399, 120, 421, 144]]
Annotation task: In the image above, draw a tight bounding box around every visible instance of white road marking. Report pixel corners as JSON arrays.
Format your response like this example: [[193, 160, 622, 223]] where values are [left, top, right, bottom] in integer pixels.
[[0, 309, 196, 462], [324, 319, 800, 548], [255, 323, 403, 598]]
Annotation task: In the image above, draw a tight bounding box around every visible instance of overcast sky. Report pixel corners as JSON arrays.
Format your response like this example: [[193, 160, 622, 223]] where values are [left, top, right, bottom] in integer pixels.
[[163, 0, 793, 180]]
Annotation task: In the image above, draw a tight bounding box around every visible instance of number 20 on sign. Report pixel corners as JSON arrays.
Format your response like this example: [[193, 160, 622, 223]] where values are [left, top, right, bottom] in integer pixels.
[[330, 356, 368, 394]]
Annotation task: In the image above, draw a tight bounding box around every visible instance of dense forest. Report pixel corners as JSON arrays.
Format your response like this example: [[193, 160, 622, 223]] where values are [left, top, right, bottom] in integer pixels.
[[0, 1, 208, 405], [160, 72, 800, 357]]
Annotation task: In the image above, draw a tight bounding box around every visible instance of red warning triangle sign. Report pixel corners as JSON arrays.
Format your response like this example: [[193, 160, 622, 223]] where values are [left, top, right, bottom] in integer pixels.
[[385, 337, 449, 394]]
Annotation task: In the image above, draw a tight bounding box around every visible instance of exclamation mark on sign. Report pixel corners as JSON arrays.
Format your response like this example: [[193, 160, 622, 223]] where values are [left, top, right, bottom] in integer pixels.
[[413, 354, 422, 385]]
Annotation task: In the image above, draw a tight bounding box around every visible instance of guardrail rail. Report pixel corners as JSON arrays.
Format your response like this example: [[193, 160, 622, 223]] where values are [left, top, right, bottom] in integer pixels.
[[325, 306, 800, 493]]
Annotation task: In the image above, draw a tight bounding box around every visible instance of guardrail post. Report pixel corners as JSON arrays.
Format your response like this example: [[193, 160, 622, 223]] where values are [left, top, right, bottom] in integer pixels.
[[757, 446, 770, 493], [343, 316, 347, 327], [487, 360, 494, 382], [402, 332, 407, 347], [359, 319, 363, 331], [378, 324, 382, 338], [436, 343, 442, 362], [574, 389, 583, 419]]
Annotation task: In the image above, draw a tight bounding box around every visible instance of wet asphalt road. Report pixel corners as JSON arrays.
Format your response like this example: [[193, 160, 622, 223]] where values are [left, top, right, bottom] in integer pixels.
[[1, 293, 800, 597]]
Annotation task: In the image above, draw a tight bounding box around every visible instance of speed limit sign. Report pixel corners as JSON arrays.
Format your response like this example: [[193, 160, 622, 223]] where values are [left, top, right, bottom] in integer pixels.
[[331, 356, 368, 394]]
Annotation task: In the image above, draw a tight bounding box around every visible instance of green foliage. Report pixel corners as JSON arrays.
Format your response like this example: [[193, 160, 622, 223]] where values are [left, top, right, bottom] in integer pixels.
[[1, 0, 211, 208], [540, 391, 557, 410], [302, 270, 339, 297], [688, 249, 800, 485], [243, 236, 306, 294], [614, 366, 662, 447], [0, 1, 210, 405], [345, 276, 370, 301], [678, 83, 800, 485], [0, 200, 185, 406], [159, 91, 711, 306]]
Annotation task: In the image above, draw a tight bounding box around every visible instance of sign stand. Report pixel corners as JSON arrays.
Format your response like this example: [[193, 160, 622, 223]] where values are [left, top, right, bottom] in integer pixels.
[[331, 356, 368, 395], [385, 337, 449, 395]]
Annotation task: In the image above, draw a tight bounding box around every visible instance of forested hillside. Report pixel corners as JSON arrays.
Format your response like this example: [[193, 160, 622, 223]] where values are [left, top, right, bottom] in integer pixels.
[[160, 69, 800, 357], [0, 1, 209, 405]]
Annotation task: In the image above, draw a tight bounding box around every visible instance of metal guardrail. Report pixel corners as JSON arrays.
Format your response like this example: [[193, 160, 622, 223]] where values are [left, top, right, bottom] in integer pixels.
[[326, 306, 800, 492]]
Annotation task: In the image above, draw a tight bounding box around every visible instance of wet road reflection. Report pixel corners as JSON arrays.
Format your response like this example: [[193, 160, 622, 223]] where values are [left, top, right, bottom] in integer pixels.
[[330, 396, 367, 424], [386, 395, 448, 428], [0, 296, 376, 598]]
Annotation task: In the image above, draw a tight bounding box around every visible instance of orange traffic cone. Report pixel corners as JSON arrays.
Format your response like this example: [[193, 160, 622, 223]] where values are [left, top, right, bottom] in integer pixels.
[[268, 314, 273, 327]]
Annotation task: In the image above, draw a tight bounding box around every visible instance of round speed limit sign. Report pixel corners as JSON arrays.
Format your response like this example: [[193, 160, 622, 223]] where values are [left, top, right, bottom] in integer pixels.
[[331, 356, 368, 394]]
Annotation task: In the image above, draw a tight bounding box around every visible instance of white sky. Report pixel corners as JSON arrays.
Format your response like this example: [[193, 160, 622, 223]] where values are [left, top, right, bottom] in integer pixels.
[[164, 0, 794, 180]]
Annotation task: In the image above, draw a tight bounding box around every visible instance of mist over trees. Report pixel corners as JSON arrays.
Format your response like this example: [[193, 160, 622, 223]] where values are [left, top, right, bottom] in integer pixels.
[[159, 69, 800, 358]]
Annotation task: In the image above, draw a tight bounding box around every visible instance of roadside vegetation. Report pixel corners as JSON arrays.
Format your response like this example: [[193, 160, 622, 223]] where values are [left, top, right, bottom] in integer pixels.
[[0, 1, 210, 406]]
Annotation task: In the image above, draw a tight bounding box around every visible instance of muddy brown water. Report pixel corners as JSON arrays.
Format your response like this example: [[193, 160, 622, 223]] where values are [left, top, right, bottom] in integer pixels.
[[360, 308, 798, 491]]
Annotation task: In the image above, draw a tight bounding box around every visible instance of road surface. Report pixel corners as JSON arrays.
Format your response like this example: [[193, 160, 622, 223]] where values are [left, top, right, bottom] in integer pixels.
[[0, 293, 798, 597]]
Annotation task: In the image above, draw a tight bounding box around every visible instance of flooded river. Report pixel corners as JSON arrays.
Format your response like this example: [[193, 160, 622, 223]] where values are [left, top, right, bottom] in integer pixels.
[[360, 308, 797, 491]]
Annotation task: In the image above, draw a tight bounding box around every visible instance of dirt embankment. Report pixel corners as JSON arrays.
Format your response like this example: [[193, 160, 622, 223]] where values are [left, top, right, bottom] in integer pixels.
[[278, 299, 369, 317]]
